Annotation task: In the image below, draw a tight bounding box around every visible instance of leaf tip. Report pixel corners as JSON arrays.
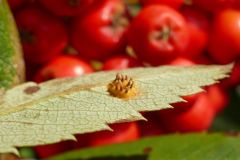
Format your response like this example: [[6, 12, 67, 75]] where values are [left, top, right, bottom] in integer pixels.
[[223, 63, 235, 75]]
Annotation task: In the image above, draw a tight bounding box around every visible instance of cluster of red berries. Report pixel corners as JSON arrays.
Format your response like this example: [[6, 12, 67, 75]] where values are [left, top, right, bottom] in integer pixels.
[[9, 0, 240, 158]]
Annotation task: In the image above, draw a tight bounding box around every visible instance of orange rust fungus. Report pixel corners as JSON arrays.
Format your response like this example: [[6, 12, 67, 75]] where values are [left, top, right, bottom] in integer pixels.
[[107, 73, 138, 99]]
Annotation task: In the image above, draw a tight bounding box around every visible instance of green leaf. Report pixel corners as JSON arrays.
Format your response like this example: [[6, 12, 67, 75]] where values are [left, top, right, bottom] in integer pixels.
[[50, 133, 240, 160], [0, 0, 25, 90], [0, 64, 232, 155]]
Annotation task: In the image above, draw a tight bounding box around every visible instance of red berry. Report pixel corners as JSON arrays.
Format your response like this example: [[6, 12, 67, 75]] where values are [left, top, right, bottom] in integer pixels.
[[207, 85, 229, 113], [71, 0, 129, 60], [68, 134, 90, 151], [193, 55, 213, 65], [235, 1, 240, 9], [25, 62, 42, 81], [180, 7, 209, 59], [128, 5, 190, 65], [88, 122, 139, 146], [15, 7, 68, 64], [208, 9, 240, 64], [208, 34, 238, 64], [214, 9, 240, 51], [169, 57, 196, 66], [8, 0, 25, 10], [103, 55, 142, 70], [158, 93, 215, 132], [39, 0, 94, 16], [192, 0, 235, 13], [138, 112, 164, 137], [34, 55, 93, 82], [34, 141, 74, 158], [140, 0, 184, 9], [158, 57, 218, 132]]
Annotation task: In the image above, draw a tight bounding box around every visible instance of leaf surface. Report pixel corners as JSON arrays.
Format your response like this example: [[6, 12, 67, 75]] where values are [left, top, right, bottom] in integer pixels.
[[0, 64, 232, 154], [50, 133, 240, 160], [0, 0, 25, 90]]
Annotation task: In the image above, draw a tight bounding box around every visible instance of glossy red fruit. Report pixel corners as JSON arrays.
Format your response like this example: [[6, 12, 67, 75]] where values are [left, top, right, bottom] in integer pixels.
[[235, 1, 240, 9], [39, 0, 94, 16], [138, 112, 164, 137], [34, 141, 74, 158], [208, 34, 238, 64], [25, 62, 42, 81], [71, 0, 129, 60], [68, 134, 90, 151], [192, 0, 235, 13], [103, 55, 142, 70], [171, 55, 212, 66], [88, 122, 139, 146], [169, 57, 195, 66], [8, 0, 25, 10], [159, 57, 216, 132], [207, 85, 228, 113], [180, 7, 209, 59], [15, 7, 68, 64], [140, 0, 184, 9], [208, 9, 240, 64], [34, 55, 93, 82], [193, 55, 213, 65], [128, 5, 189, 66], [159, 93, 216, 132]]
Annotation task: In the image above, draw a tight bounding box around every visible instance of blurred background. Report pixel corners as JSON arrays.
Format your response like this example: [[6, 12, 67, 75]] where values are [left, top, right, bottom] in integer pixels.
[[5, 0, 240, 159]]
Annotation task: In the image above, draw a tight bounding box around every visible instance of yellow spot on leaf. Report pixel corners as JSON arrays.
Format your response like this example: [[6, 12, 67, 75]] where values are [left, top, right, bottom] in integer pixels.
[[107, 73, 138, 99]]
